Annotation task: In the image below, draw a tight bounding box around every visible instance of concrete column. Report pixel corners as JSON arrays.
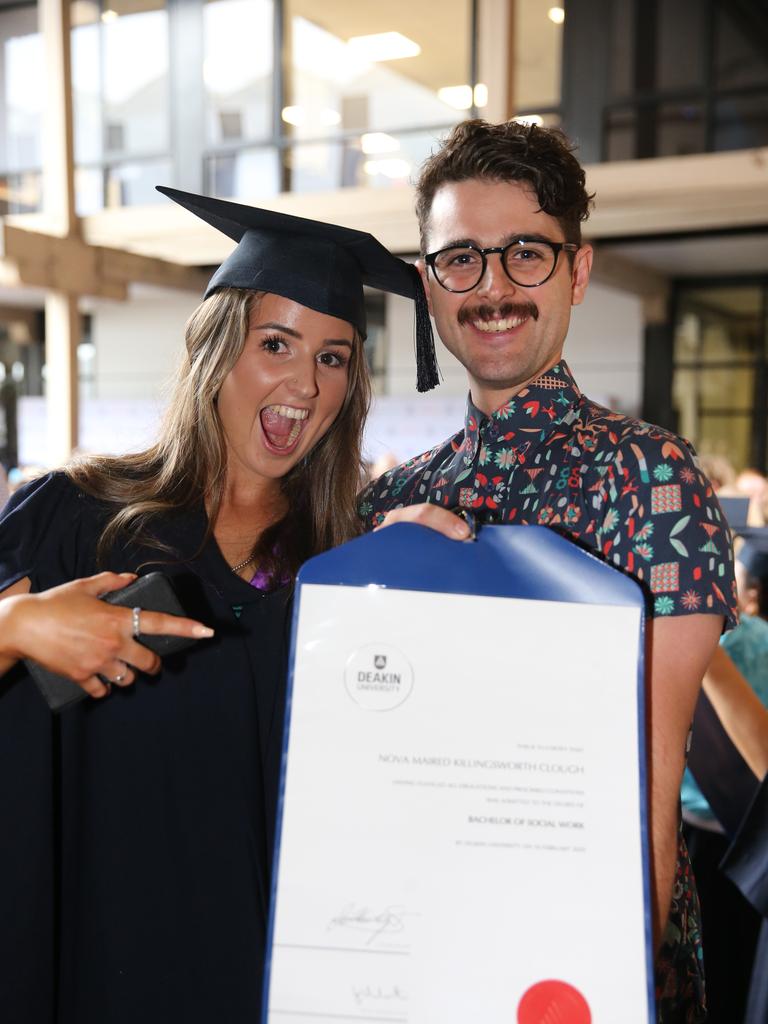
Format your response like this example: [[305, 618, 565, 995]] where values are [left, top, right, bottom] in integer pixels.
[[477, 0, 513, 122], [44, 293, 79, 464], [40, 0, 79, 463]]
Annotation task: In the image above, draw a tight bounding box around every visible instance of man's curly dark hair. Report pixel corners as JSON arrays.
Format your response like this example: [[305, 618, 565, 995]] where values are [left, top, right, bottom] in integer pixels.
[[415, 119, 594, 253]]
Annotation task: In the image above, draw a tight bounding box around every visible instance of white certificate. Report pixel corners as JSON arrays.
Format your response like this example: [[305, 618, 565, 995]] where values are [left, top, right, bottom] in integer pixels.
[[264, 528, 652, 1023]]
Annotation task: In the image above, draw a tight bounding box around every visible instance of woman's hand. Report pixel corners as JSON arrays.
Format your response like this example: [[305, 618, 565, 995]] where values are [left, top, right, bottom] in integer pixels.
[[0, 573, 214, 698]]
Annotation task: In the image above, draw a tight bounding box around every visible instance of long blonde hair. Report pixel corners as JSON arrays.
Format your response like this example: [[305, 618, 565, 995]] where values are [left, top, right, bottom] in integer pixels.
[[67, 287, 371, 578]]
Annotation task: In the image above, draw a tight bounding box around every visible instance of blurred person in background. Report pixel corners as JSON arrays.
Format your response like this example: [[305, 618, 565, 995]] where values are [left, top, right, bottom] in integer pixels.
[[735, 469, 768, 526], [697, 453, 738, 494], [682, 535, 768, 1022], [0, 191, 431, 1024]]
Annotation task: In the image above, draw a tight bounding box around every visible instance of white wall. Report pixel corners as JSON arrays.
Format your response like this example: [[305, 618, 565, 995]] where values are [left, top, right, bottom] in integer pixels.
[[88, 284, 197, 401], [565, 281, 644, 418]]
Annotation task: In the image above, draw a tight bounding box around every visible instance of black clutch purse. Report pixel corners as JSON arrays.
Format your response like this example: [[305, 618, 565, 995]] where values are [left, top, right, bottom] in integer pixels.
[[25, 572, 198, 713]]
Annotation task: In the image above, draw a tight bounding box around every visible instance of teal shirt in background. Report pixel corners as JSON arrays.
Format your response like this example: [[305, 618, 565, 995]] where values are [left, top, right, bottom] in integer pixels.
[[681, 613, 768, 821]]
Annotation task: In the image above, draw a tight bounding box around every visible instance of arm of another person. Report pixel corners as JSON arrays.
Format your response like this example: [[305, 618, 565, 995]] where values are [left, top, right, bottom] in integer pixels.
[[0, 573, 214, 698], [701, 644, 768, 781]]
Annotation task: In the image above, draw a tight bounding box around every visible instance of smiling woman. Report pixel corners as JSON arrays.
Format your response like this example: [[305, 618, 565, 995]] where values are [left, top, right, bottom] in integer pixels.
[[0, 191, 433, 1024]]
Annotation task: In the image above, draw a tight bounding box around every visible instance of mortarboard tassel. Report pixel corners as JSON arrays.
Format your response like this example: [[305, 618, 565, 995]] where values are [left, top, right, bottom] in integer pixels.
[[410, 264, 440, 393]]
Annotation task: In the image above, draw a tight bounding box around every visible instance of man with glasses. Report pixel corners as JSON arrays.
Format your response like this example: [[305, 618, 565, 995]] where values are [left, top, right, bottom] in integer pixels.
[[359, 120, 736, 1023]]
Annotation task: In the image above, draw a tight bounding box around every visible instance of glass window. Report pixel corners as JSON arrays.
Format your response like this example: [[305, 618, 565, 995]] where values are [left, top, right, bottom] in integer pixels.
[[283, 1, 474, 142], [102, 0, 170, 157], [71, 0, 170, 170], [105, 158, 173, 206], [608, 0, 634, 98], [656, 101, 705, 158], [72, 3, 102, 165], [0, 5, 43, 178], [675, 287, 763, 364], [204, 147, 280, 198], [714, 93, 768, 153], [512, 0, 563, 112], [204, 0, 273, 147], [286, 128, 441, 192], [75, 166, 105, 216], [604, 108, 636, 161], [673, 284, 766, 470], [698, 413, 753, 469], [656, 0, 704, 92], [0, 171, 42, 215], [716, 7, 768, 90]]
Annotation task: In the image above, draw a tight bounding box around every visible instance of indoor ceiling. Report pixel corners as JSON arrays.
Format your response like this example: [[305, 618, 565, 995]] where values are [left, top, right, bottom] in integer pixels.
[[599, 232, 768, 279], [290, 0, 475, 94]]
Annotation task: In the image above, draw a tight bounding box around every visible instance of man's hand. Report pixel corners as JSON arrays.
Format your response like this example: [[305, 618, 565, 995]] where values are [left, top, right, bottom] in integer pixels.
[[647, 612, 723, 947], [0, 573, 214, 697], [375, 503, 471, 540]]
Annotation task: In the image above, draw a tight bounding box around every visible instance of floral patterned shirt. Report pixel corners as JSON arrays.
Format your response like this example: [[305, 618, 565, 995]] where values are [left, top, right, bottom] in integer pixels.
[[359, 360, 738, 1023]]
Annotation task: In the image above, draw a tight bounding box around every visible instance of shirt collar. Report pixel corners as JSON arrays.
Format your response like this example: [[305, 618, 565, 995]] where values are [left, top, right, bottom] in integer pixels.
[[463, 360, 582, 455]]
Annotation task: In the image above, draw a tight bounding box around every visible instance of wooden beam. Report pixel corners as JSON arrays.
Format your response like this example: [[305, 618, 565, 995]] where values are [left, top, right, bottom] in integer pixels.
[[3, 225, 208, 298], [97, 248, 209, 294]]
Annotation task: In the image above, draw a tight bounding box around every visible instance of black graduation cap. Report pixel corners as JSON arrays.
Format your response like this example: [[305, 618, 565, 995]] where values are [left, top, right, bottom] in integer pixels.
[[157, 186, 439, 392]]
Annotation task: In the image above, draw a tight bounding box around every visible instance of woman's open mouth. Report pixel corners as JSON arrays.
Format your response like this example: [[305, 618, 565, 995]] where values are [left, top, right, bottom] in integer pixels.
[[260, 404, 309, 454]]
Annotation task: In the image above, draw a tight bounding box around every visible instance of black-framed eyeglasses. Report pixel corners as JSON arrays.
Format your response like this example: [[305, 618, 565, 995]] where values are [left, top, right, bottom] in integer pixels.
[[424, 238, 579, 292]]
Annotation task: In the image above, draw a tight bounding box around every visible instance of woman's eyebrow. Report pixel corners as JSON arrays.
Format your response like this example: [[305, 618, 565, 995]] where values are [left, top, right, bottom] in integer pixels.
[[252, 322, 353, 348], [252, 321, 301, 337]]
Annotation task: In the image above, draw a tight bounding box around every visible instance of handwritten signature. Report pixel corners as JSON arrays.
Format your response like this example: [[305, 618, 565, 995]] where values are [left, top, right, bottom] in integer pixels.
[[328, 903, 410, 946], [352, 983, 408, 1006]]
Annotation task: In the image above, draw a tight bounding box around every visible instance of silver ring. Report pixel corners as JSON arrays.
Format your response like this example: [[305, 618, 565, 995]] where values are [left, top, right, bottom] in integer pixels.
[[132, 606, 141, 639]]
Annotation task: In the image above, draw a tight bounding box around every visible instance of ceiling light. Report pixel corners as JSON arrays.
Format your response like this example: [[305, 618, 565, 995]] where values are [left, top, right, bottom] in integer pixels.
[[101, 8, 118, 22], [473, 83, 488, 107], [281, 105, 306, 126], [347, 31, 421, 62], [361, 132, 400, 155], [321, 109, 342, 126], [363, 158, 411, 179], [438, 85, 473, 110], [514, 113, 544, 126], [548, 7, 565, 24]]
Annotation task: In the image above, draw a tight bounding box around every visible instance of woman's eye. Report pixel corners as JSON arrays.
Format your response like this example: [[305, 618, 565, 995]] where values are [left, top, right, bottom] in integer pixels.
[[261, 335, 287, 354], [318, 351, 347, 368]]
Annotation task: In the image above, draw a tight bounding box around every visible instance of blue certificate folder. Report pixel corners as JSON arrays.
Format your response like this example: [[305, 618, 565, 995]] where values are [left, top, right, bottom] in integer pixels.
[[264, 524, 653, 1022]]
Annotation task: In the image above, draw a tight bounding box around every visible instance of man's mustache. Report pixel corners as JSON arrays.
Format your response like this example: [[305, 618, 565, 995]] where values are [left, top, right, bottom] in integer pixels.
[[458, 301, 539, 325]]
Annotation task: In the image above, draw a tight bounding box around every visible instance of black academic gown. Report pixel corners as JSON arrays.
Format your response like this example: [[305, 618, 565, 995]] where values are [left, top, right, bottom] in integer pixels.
[[0, 472, 290, 1024]]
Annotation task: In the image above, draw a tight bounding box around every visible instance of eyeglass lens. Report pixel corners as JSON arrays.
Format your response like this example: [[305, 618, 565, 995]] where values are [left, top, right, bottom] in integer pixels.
[[432, 241, 557, 290]]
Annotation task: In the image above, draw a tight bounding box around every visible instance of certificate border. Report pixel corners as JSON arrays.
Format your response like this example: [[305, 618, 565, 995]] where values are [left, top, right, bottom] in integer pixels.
[[262, 523, 654, 1023]]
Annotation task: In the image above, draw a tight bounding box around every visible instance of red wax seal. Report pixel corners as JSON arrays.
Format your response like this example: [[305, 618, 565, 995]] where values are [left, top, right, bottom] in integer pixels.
[[517, 980, 591, 1024]]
